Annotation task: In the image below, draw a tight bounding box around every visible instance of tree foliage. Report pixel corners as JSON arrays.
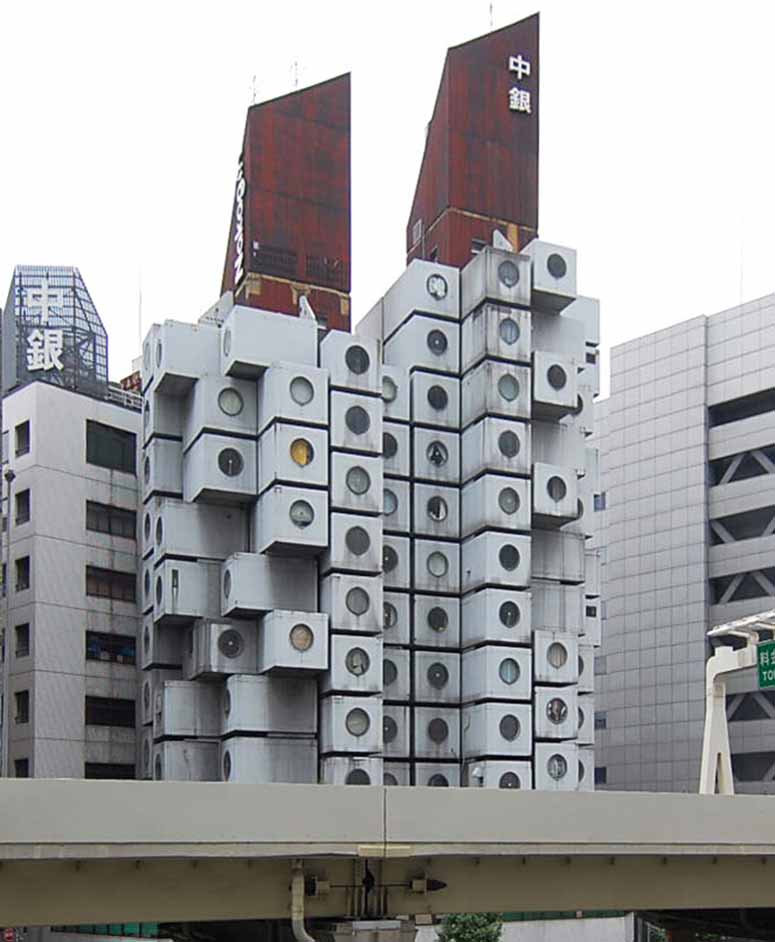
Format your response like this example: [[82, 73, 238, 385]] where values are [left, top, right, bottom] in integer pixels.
[[437, 913, 503, 942]]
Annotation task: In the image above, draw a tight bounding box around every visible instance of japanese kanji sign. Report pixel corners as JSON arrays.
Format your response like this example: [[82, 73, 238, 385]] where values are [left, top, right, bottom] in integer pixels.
[[508, 53, 532, 115], [758, 641, 775, 688]]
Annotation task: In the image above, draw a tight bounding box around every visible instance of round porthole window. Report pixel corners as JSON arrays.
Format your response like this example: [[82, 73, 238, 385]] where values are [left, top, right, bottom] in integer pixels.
[[290, 624, 314, 652], [427, 385, 448, 411], [383, 716, 398, 743], [383, 432, 398, 458], [547, 364, 567, 390], [346, 647, 371, 676], [383, 489, 398, 516], [499, 658, 520, 685], [143, 570, 150, 599], [289, 500, 315, 528], [578, 706, 585, 729], [427, 495, 448, 522], [290, 438, 314, 467], [218, 629, 244, 659], [144, 456, 151, 484], [499, 772, 521, 789], [384, 772, 398, 786], [428, 774, 449, 787], [218, 448, 244, 477], [427, 551, 449, 578], [578, 760, 585, 783], [345, 708, 370, 737], [143, 401, 150, 429], [497, 374, 520, 402], [428, 718, 449, 743], [497, 430, 519, 458], [222, 751, 232, 781], [345, 345, 370, 374], [498, 487, 520, 515], [346, 769, 371, 785], [426, 273, 448, 300], [383, 659, 397, 686], [143, 683, 151, 710], [346, 587, 370, 616], [499, 601, 520, 627], [345, 405, 370, 435], [547, 476, 567, 501], [143, 624, 150, 653], [499, 318, 520, 345], [155, 517, 163, 545], [156, 340, 163, 367], [428, 606, 448, 632], [578, 655, 585, 677], [224, 690, 232, 716], [383, 601, 397, 628], [427, 329, 448, 356], [547, 698, 568, 725], [383, 545, 398, 572], [499, 714, 521, 741], [548, 754, 568, 780], [382, 376, 398, 403], [154, 755, 162, 780], [427, 440, 448, 466], [345, 526, 371, 555], [547, 642, 568, 669], [427, 662, 449, 689], [218, 387, 244, 417], [290, 376, 314, 405], [346, 465, 371, 495], [547, 253, 567, 279], [499, 544, 521, 571], [144, 513, 151, 542], [155, 576, 162, 606], [143, 342, 150, 371], [498, 260, 520, 287], [223, 330, 232, 357]]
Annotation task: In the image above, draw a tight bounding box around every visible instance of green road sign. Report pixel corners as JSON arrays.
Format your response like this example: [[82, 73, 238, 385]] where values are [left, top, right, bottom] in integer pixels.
[[758, 641, 775, 688]]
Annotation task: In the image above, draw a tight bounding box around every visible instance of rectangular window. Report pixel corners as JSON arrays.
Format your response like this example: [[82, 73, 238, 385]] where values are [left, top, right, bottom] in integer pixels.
[[84, 762, 135, 780], [15, 489, 30, 525], [86, 631, 136, 665], [594, 654, 607, 675], [15, 421, 30, 457], [84, 696, 135, 728], [593, 492, 607, 511], [14, 758, 29, 778], [586, 604, 598, 618], [15, 556, 30, 592], [86, 420, 136, 475], [594, 711, 607, 731], [585, 350, 597, 364], [14, 690, 30, 724], [86, 501, 136, 540], [85, 566, 135, 603], [594, 766, 608, 785], [14, 624, 30, 658], [471, 239, 487, 255]]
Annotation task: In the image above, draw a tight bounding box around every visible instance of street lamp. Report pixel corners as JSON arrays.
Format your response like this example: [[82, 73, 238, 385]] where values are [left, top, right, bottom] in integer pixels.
[[1, 466, 15, 777]]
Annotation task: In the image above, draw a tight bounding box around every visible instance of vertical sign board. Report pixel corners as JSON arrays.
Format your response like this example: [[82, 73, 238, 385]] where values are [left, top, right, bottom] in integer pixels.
[[758, 640, 775, 689]]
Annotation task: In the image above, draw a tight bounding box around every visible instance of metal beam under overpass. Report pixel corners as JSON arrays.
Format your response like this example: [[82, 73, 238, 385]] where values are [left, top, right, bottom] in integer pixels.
[[2, 780, 775, 925]]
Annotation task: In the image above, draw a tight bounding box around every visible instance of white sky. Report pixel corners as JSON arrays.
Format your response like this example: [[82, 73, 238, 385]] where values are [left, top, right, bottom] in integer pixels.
[[1, 1, 773, 394]]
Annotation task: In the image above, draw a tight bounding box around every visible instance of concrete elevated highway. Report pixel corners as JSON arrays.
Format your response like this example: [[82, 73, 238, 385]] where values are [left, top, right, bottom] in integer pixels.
[[1, 780, 774, 926]]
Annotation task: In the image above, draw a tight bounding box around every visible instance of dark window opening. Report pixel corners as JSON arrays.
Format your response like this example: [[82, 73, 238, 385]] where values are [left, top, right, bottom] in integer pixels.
[[14, 623, 30, 658], [84, 762, 135, 780], [594, 766, 607, 785], [15, 556, 30, 592], [85, 696, 135, 728], [85, 566, 135, 602], [593, 492, 607, 511], [709, 388, 775, 428], [86, 631, 136, 665], [14, 758, 29, 778], [711, 569, 775, 605], [14, 690, 29, 724], [252, 244, 298, 280], [86, 501, 136, 540], [711, 505, 775, 544], [732, 750, 775, 783], [710, 449, 775, 486], [471, 239, 486, 255], [428, 246, 439, 263], [585, 351, 597, 364], [86, 420, 136, 475], [586, 604, 598, 618], [594, 711, 607, 730], [15, 489, 30, 525], [15, 421, 30, 457]]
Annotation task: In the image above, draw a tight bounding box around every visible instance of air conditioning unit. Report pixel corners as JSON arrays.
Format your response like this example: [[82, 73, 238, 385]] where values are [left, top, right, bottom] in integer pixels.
[[383, 705, 410, 759], [461, 645, 532, 704], [148, 320, 220, 396], [142, 389, 184, 447], [383, 477, 411, 535], [141, 438, 183, 502], [582, 598, 602, 646], [258, 610, 328, 674], [383, 591, 411, 646], [578, 644, 594, 693], [382, 647, 410, 702], [321, 512, 382, 576], [140, 617, 184, 670], [383, 761, 410, 786], [382, 534, 411, 590], [221, 304, 317, 378], [140, 669, 181, 725], [257, 361, 329, 435], [577, 694, 594, 746], [382, 366, 410, 423], [532, 421, 587, 476], [152, 739, 219, 782], [463, 759, 532, 790], [461, 473, 531, 538], [577, 745, 594, 792], [321, 634, 383, 695], [382, 259, 460, 340], [461, 417, 531, 483], [182, 434, 257, 504], [532, 579, 584, 633], [413, 651, 461, 705], [534, 685, 578, 741], [461, 303, 531, 374], [532, 463, 578, 528], [319, 695, 383, 755], [383, 420, 411, 478], [412, 483, 460, 540], [413, 539, 460, 594], [412, 427, 461, 484], [319, 330, 382, 396], [413, 706, 460, 760], [220, 674, 318, 736], [153, 680, 220, 739], [222, 675, 317, 737], [410, 371, 460, 430], [320, 755, 383, 786], [153, 559, 222, 624], [461, 361, 531, 429], [139, 727, 153, 779], [413, 762, 461, 788], [221, 552, 317, 617], [460, 588, 532, 648], [534, 741, 579, 791], [257, 423, 329, 495], [532, 351, 578, 420], [384, 314, 460, 376], [182, 618, 259, 679], [521, 239, 577, 313], [412, 594, 460, 649], [253, 485, 328, 556], [461, 247, 531, 315], [330, 452, 383, 516], [461, 532, 531, 593], [330, 390, 382, 455], [151, 497, 247, 563], [319, 572, 383, 635], [182, 375, 258, 451], [533, 630, 579, 685], [220, 737, 317, 784], [461, 702, 532, 759], [531, 530, 584, 584]]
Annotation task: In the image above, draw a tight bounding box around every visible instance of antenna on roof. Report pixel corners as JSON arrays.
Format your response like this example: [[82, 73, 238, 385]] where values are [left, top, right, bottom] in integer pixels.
[[291, 60, 300, 89], [489, 1, 494, 28], [251, 74, 257, 104]]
